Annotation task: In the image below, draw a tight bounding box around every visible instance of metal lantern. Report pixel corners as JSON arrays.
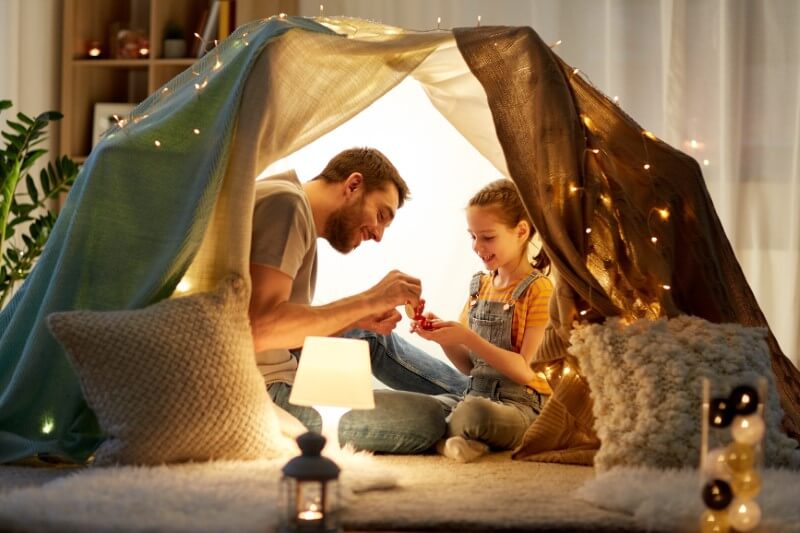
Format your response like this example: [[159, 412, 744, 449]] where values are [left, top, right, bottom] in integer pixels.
[[279, 432, 341, 533]]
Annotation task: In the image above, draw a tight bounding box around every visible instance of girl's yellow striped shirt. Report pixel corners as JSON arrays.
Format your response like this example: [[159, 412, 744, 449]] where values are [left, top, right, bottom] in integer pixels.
[[458, 272, 553, 353]]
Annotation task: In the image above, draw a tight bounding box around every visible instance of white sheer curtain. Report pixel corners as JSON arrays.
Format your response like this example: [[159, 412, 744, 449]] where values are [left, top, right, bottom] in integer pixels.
[[0, 0, 60, 142], [0, 0, 61, 270], [299, 0, 800, 367]]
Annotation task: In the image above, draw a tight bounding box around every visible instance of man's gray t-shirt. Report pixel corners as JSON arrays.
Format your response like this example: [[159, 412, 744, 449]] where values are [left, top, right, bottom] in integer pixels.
[[251, 170, 317, 385]]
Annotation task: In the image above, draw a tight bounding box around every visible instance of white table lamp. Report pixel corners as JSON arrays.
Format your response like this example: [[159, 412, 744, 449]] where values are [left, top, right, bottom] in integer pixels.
[[289, 336, 375, 453]]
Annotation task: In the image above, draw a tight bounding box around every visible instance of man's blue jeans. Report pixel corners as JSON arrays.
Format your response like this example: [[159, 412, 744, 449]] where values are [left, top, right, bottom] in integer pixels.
[[267, 330, 469, 453]]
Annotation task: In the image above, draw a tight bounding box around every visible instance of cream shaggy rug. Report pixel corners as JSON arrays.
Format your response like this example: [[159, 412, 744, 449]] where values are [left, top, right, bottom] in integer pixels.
[[12, 454, 800, 531], [576, 467, 800, 532], [0, 450, 396, 533], [0, 452, 638, 532]]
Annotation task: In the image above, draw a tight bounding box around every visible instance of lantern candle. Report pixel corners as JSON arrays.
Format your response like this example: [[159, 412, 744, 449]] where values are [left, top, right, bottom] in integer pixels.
[[298, 503, 324, 522], [279, 432, 341, 533]]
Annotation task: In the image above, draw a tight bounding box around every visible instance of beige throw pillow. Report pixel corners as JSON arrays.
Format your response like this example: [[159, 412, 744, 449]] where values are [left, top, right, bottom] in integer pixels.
[[47, 275, 288, 466], [569, 315, 800, 472]]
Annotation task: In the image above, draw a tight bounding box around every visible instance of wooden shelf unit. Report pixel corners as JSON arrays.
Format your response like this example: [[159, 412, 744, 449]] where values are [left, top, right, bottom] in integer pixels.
[[59, 0, 298, 161]]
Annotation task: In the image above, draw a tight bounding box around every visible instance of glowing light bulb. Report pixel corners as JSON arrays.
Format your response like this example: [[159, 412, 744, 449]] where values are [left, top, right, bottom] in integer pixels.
[[703, 447, 733, 480], [657, 208, 670, 220], [591, 149, 600, 154], [699, 509, 729, 533], [437, 16, 441, 29], [193, 128, 200, 135], [644, 163, 651, 170], [703, 159, 710, 166], [731, 415, 765, 445], [724, 442, 755, 473], [662, 284, 671, 290], [579, 310, 588, 316], [154, 140, 162, 147], [731, 470, 762, 499], [139, 47, 149, 57], [569, 184, 579, 193], [585, 227, 592, 234], [88, 46, 101, 58], [41, 416, 55, 434], [563, 365, 572, 375], [477, 15, 482, 27], [651, 236, 658, 244], [690, 139, 699, 149], [728, 499, 761, 531]]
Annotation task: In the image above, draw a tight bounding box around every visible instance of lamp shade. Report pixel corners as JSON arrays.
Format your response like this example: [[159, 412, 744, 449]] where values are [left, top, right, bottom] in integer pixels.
[[289, 336, 375, 410]]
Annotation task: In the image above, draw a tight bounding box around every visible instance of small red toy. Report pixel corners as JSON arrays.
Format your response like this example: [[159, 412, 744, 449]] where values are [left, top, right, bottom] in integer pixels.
[[405, 298, 433, 330]]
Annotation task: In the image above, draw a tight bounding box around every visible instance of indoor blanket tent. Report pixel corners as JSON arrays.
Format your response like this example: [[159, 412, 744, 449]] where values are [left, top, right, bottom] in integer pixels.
[[1, 15, 799, 467]]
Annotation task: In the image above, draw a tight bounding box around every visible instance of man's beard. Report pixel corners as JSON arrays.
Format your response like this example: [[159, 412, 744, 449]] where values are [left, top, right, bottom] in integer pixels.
[[325, 199, 365, 253]]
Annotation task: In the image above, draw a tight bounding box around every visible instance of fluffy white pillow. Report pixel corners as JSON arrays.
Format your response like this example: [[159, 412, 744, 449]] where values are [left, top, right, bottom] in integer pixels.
[[47, 275, 290, 466], [569, 315, 800, 471]]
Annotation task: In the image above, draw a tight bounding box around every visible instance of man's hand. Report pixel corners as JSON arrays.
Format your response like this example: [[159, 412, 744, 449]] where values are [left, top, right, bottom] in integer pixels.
[[366, 270, 422, 312], [354, 309, 402, 335]]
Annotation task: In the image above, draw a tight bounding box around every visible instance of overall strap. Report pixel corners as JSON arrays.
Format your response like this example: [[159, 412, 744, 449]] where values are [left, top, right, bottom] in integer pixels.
[[469, 271, 483, 298], [510, 270, 544, 302]]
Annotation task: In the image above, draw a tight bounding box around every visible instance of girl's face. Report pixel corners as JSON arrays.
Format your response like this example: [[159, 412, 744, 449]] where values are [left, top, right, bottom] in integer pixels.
[[466, 205, 527, 271]]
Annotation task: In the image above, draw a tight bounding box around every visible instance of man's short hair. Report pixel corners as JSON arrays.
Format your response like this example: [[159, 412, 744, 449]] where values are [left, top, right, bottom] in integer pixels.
[[316, 147, 410, 208]]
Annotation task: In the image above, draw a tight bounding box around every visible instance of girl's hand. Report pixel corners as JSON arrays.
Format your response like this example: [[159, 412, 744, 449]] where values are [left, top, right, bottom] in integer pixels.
[[413, 319, 470, 346], [409, 311, 440, 333]]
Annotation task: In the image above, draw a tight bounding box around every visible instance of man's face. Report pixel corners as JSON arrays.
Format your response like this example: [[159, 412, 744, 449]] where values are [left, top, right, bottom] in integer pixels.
[[325, 184, 399, 254]]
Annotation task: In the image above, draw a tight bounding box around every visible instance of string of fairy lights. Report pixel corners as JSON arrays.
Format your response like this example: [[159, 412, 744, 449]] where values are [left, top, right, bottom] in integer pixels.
[[99, 7, 716, 384]]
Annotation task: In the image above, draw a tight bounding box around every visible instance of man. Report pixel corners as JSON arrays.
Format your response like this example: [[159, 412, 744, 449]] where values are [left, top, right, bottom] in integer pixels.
[[250, 147, 466, 453]]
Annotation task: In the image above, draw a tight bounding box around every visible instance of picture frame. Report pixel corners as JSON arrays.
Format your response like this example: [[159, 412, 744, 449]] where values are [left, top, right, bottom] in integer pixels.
[[92, 102, 136, 147]]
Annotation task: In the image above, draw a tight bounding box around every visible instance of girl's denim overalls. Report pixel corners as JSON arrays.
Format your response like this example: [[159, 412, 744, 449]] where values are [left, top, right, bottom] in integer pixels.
[[445, 270, 544, 449]]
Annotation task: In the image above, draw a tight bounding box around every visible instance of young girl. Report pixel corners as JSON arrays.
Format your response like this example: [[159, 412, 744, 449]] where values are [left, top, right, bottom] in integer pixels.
[[412, 179, 553, 462]]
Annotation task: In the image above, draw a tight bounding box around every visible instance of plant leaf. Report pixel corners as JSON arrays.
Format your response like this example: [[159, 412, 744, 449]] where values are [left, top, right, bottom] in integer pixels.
[[25, 175, 38, 203], [16, 112, 34, 125], [37, 111, 63, 122], [21, 149, 47, 174], [8, 121, 27, 134], [39, 166, 51, 192]]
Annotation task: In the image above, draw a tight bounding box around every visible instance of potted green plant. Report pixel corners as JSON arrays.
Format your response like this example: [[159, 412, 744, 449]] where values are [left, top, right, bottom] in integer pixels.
[[163, 21, 187, 58], [0, 100, 78, 307]]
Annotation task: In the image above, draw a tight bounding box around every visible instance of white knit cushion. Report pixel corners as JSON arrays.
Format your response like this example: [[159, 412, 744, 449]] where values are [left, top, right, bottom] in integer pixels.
[[569, 315, 800, 472], [47, 275, 289, 466]]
